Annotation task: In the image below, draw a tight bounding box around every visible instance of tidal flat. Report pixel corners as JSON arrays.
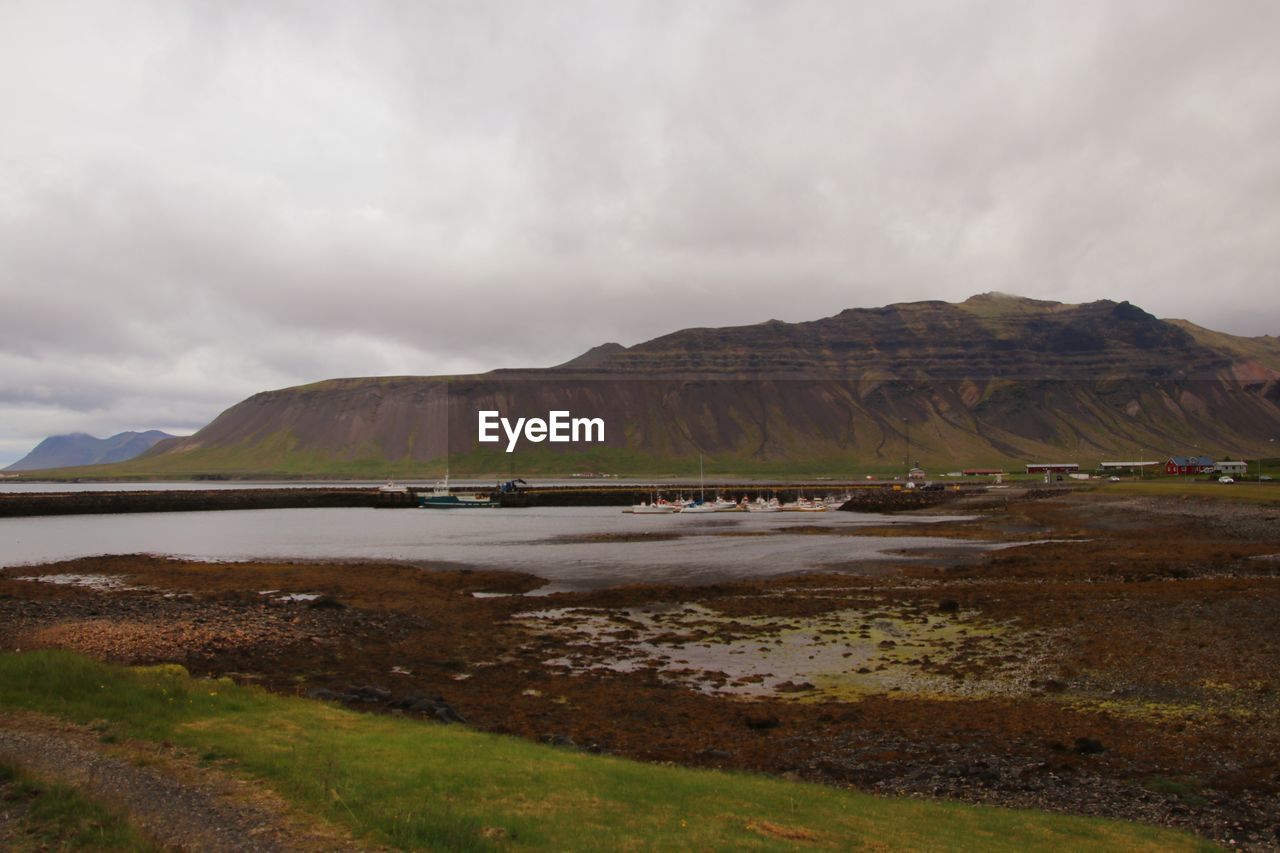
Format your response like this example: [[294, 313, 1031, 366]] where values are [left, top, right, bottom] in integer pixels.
[[2, 489, 1279, 848]]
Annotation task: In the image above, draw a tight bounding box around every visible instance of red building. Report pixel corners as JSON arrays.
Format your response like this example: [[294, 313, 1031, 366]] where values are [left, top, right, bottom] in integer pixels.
[[1165, 455, 1215, 475]]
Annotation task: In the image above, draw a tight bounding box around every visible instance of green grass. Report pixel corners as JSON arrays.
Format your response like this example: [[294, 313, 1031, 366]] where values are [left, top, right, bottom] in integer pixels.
[[1098, 480, 1280, 505], [0, 760, 160, 851], [0, 651, 1215, 851]]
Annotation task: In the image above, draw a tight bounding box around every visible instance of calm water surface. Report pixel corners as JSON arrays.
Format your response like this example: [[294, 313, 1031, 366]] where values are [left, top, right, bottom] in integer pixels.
[[0, 481, 422, 493], [0, 507, 989, 591], [0, 478, 890, 494]]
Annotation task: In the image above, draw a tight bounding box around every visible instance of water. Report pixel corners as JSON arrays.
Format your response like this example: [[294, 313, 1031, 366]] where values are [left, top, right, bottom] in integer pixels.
[[0, 478, 896, 494], [0, 481, 397, 493], [0, 506, 990, 591]]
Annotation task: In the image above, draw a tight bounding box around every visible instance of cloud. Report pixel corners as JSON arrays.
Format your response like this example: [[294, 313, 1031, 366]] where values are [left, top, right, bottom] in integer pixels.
[[2, 0, 1278, 463]]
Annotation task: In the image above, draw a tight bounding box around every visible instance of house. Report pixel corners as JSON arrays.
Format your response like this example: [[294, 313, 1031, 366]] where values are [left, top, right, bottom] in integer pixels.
[[1215, 460, 1247, 476], [1165, 455, 1215, 475], [908, 467, 926, 480], [1025, 463, 1079, 474]]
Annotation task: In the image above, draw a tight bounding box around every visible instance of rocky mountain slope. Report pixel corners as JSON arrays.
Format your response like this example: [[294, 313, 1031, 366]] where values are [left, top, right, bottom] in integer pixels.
[[120, 295, 1279, 476]]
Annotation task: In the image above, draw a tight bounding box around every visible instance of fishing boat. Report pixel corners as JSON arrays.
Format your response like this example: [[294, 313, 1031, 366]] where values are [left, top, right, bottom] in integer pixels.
[[418, 472, 498, 509]]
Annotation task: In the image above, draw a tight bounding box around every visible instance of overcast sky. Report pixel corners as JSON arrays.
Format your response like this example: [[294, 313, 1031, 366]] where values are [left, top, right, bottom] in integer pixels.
[[2, 1, 1279, 464]]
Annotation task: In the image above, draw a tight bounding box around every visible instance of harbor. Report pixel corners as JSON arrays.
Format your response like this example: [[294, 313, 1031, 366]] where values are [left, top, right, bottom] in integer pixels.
[[0, 480, 981, 517]]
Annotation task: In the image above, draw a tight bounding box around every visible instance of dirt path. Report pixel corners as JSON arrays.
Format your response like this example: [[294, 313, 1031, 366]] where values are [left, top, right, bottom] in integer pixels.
[[0, 712, 368, 852]]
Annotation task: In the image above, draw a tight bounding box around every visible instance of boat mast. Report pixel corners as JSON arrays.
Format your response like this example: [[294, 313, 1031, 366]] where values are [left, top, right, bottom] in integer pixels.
[[699, 453, 704, 502]]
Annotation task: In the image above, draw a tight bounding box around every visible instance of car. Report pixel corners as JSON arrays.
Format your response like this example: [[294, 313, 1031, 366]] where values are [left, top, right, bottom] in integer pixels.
[[1262, 475, 1274, 482], [1108, 476, 1121, 482], [1218, 476, 1235, 484]]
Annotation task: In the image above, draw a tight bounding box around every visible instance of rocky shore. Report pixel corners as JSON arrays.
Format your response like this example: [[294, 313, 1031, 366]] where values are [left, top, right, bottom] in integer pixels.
[[2, 491, 1279, 848]]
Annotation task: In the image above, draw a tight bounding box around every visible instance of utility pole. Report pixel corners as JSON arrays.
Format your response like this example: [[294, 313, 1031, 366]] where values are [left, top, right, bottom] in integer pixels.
[[903, 418, 910, 477]]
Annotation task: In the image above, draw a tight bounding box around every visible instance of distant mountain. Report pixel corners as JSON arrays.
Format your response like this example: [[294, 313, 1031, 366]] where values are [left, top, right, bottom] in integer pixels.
[[106, 295, 1280, 476], [5, 431, 178, 472]]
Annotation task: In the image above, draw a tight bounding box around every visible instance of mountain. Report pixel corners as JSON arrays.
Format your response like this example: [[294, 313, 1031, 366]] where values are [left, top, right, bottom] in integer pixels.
[[111, 295, 1280, 476], [5, 431, 178, 472]]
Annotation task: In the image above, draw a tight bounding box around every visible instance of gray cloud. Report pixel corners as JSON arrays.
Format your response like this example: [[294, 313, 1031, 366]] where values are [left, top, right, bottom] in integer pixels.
[[2, 1, 1278, 463]]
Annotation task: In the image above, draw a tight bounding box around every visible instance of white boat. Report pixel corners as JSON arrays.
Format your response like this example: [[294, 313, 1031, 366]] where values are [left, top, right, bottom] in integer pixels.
[[631, 496, 679, 514], [781, 496, 827, 512], [378, 480, 409, 494], [679, 454, 718, 513], [747, 496, 781, 513]]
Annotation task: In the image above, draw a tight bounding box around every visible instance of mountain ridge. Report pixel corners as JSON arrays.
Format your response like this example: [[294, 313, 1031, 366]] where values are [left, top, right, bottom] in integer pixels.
[[94, 295, 1280, 476], [6, 430, 178, 472]]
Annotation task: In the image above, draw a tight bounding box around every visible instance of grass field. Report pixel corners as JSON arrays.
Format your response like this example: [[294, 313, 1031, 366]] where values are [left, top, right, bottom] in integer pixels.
[[1097, 480, 1280, 505], [0, 651, 1216, 851]]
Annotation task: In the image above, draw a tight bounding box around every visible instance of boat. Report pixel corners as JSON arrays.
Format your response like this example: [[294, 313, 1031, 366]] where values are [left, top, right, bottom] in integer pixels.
[[747, 496, 781, 513], [631, 490, 680, 514], [378, 480, 409, 494], [679, 454, 718, 513], [631, 483, 681, 514], [631, 501, 679, 514], [712, 496, 743, 512], [781, 496, 828, 512], [418, 472, 499, 509]]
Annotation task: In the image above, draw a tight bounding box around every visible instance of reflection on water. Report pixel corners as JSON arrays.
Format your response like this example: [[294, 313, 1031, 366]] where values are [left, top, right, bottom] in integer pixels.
[[0, 506, 990, 591]]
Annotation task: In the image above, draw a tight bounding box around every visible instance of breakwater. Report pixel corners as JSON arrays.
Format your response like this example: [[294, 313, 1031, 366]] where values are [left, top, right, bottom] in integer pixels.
[[0, 488, 385, 517]]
